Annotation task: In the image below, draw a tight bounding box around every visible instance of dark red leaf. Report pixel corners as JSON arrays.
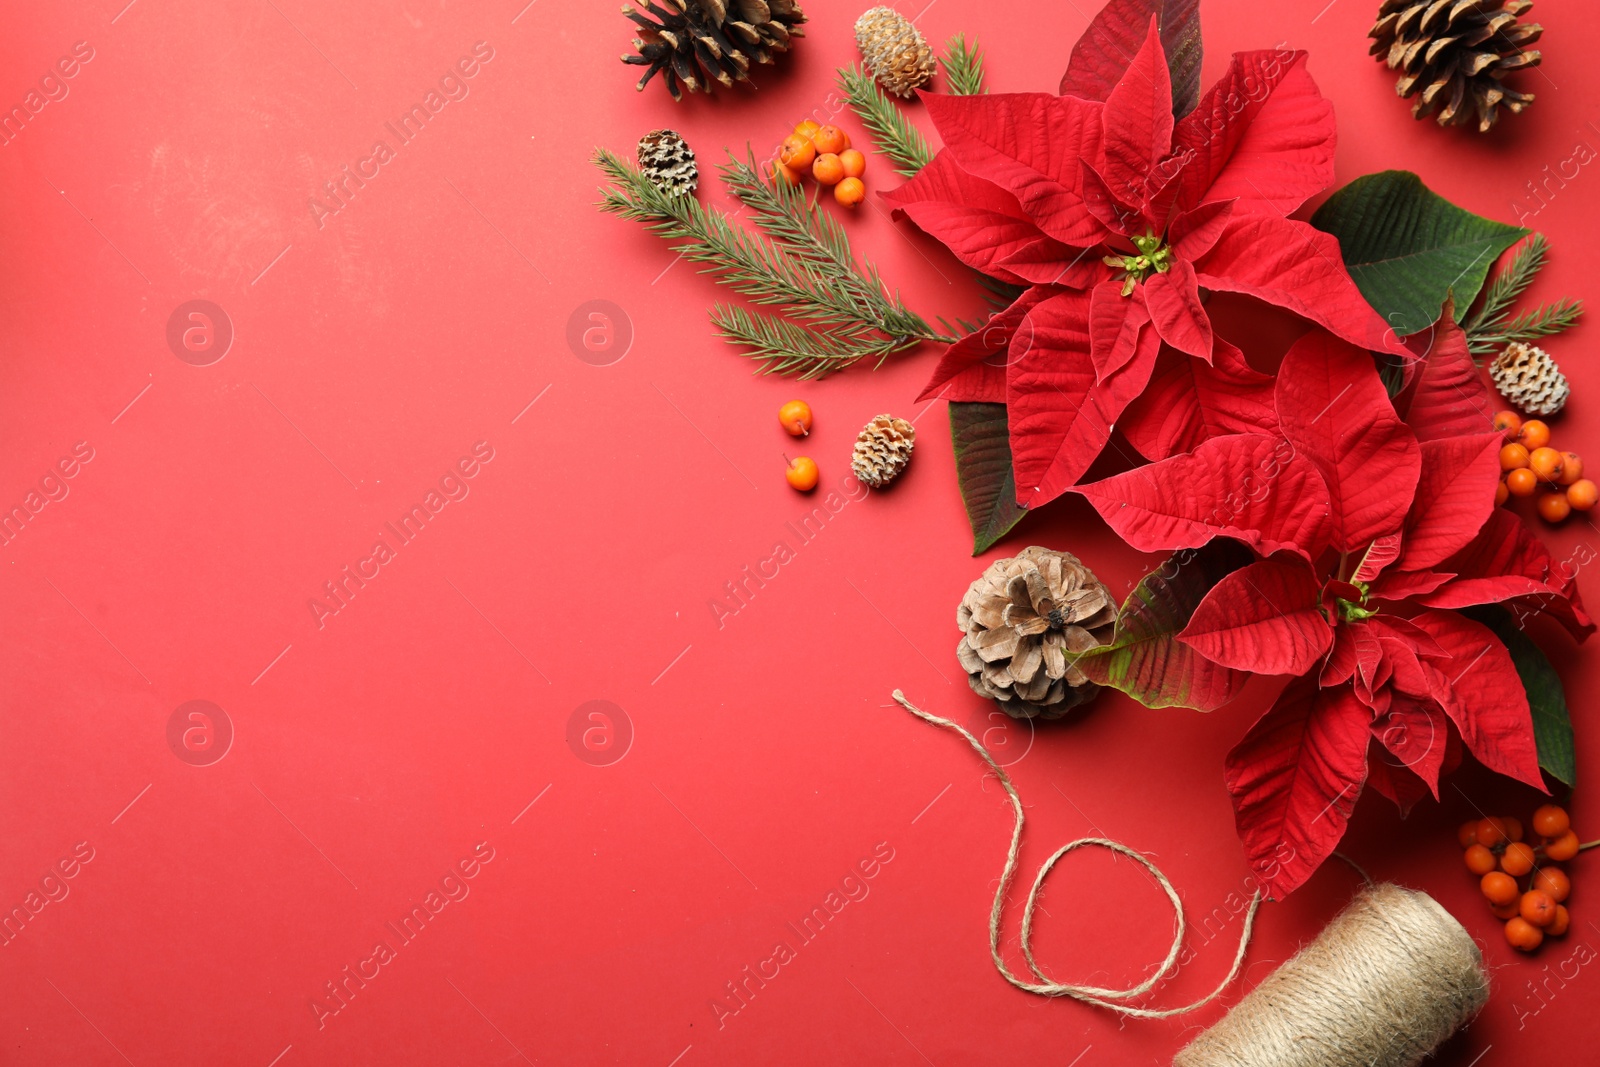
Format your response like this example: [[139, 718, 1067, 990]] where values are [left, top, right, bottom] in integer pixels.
[[1275, 331, 1420, 551], [1225, 677, 1372, 899], [1143, 258, 1213, 359], [917, 287, 1056, 403], [1370, 692, 1450, 798], [1088, 280, 1151, 381], [1179, 559, 1333, 674], [1399, 434, 1503, 571], [1394, 304, 1495, 442], [1059, 0, 1203, 118], [1421, 510, 1594, 639], [1119, 339, 1277, 460], [1168, 199, 1234, 261], [1098, 18, 1175, 210], [1352, 534, 1403, 582]]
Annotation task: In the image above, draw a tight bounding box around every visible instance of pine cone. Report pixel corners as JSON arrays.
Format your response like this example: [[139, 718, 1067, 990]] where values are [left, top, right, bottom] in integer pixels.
[[637, 130, 698, 198], [621, 0, 807, 102], [854, 6, 935, 98], [957, 547, 1117, 720], [1491, 341, 1569, 416], [1368, 0, 1543, 132], [850, 414, 914, 488]]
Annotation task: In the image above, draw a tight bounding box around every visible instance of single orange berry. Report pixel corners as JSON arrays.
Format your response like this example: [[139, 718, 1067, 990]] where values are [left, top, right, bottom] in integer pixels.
[[1518, 419, 1552, 450], [1529, 446, 1565, 482], [779, 133, 816, 171], [1500, 442, 1531, 471], [1559, 452, 1585, 485], [1521, 889, 1558, 927], [1539, 492, 1572, 523], [833, 176, 866, 208], [784, 455, 819, 492], [1481, 870, 1520, 905], [1506, 468, 1538, 497], [1506, 916, 1545, 951], [1493, 410, 1523, 440], [1478, 817, 1512, 847], [778, 400, 813, 437], [812, 152, 845, 186], [1547, 905, 1571, 936], [1567, 478, 1599, 511], [1532, 804, 1571, 839], [771, 160, 804, 186], [811, 124, 849, 154], [1545, 830, 1581, 861], [1532, 866, 1571, 903], [793, 119, 822, 138], [1492, 900, 1521, 919], [1500, 841, 1536, 876], [1495, 480, 1511, 507], [1506, 817, 1524, 842], [839, 148, 866, 178], [1458, 820, 1481, 847], [1464, 844, 1498, 874]]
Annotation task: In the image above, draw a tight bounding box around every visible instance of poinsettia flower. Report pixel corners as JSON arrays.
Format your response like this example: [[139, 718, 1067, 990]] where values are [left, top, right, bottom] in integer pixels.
[[883, 18, 1399, 509], [1076, 318, 1591, 899]]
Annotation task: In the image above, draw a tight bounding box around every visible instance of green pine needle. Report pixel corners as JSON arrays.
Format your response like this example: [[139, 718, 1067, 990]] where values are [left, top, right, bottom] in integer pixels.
[[1465, 233, 1585, 355], [940, 33, 987, 96], [835, 65, 933, 178], [594, 147, 951, 379]]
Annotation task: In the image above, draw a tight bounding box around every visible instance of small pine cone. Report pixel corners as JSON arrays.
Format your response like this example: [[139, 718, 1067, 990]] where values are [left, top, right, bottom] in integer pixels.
[[621, 0, 808, 102], [854, 6, 935, 97], [957, 547, 1117, 720], [637, 130, 698, 197], [1368, 0, 1543, 132], [1491, 341, 1569, 416], [851, 414, 915, 488]]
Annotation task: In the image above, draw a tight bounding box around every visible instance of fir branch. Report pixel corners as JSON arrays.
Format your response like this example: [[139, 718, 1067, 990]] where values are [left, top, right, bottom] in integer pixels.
[[1469, 299, 1585, 354], [1465, 234, 1548, 334], [594, 148, 951, 376], [1462, 233, 1584, 355], [940, 33, 987, 96], [836, 65, 934, 178]]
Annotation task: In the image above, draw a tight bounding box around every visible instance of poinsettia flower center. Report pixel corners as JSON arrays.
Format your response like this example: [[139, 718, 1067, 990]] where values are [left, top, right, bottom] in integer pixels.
[[1102, 232, 1174, 296], [1327, 578, 1378, 624]]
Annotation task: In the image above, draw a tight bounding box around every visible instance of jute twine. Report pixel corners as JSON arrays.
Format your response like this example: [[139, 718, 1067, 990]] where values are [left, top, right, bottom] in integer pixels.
[[1174, 883, 1489, 1067], [893, 690, 1490, 1063]]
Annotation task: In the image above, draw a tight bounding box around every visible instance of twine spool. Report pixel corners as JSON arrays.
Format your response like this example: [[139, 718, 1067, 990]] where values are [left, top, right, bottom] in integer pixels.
[[1174, 883, 1489, 1067]]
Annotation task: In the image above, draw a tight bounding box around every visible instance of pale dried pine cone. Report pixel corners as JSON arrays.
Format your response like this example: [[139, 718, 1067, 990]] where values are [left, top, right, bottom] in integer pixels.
[[851, 414, 914, 488], [1491, 341, 1569, 416], [957, 547, 1117, 720], [637, 130, 698, 198], [854, 6, 935, 97]]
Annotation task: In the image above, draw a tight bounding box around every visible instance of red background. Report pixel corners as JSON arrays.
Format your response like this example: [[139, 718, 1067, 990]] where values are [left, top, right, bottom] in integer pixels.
[[1, 0, 1594, 1063]]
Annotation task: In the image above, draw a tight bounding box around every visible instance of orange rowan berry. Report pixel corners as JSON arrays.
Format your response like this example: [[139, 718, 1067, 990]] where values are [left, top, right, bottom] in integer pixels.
[[784, 455, 818, 492], [839, 148, 866, 178], [1545, 830, 1581, 862], [833, 176, 866, 208], [1496, 480, 1511, 507], [1559, 452, 1585, 485], [771, 160, 804, 186], [1465, 844, 1499, 875], [811, 153, 845, 186], [1501, 443, 1531, 471], [1532, 867, 1571, 903], [1506, 916, 1545, 951], [1492, 900, 1521, 920], [811, 124, 849, 154], [793, 119, 822, 139], [1478, 817, 1513, 847], [1493, 410, 1523, 440], [1458, 820, 1481, 848], [1547, 905, 1571, 936], [1507, 468, 1538, 497], [1482, 870, 1520, 906], [779, 134, 816, 171], [1521, 890, 1559, 927], [778, 400, 813, 437], [1539, 492, 1573, 523], [1567, 479, 1599, 512], [1506, 817, 1525, 842], [1530, 446, 1565, 482], [1501, 842, 1536, 876], [1533, 805, 1571, 839], [1518, 419, 1552, 450]]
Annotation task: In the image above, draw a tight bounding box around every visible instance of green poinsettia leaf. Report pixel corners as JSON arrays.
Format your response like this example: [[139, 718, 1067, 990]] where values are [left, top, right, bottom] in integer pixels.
[[950, 402, 1027, 555], [1073, 539, 1255, 710], [1310, 170, 1527, 338], [1463, 606, 1576, 787]]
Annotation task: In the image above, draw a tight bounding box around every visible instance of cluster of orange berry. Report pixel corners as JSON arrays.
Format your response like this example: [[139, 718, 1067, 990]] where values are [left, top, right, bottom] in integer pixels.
[[1460, 805, 1588, 952], [779, 399, 818, 491], [771, 121, 868, 208], [1495, 411, 1597, 523]]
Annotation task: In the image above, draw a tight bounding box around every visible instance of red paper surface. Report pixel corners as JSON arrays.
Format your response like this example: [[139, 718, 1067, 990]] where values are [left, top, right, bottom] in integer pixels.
[[2, 1, 1596, 1063]]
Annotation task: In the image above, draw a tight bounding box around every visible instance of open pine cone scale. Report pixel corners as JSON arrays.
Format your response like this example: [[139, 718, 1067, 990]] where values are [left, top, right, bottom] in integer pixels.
[[1369, 0, 1543, 131], [622, 0, 806, 100]]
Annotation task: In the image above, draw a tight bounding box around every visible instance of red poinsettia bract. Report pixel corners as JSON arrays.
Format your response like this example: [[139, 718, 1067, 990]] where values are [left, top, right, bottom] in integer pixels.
[[883, 20, 1399, 509], [1077, 319, 1592, 898]]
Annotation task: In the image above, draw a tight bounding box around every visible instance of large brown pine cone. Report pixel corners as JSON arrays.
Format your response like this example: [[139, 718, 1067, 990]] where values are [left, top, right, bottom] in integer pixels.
[[1368, 0, 1543, 131], [621, 0, 807, 101], [956, 547, 1117, 720]]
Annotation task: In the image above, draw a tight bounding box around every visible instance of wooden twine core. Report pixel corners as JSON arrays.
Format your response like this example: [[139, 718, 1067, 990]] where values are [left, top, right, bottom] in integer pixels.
[[1174, 883, 1489, 1067]]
